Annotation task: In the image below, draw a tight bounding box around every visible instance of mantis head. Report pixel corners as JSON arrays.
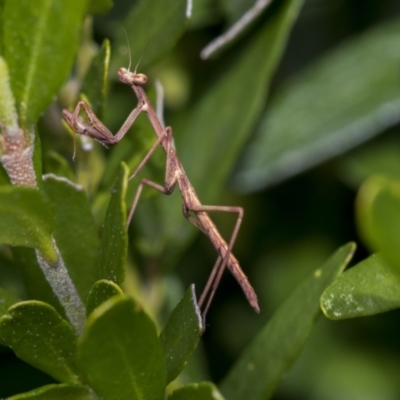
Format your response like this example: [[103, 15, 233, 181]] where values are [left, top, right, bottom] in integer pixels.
[[118, 68, 147, 86]]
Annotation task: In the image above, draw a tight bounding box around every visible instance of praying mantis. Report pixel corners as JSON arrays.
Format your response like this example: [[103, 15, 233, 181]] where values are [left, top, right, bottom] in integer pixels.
[[62, 65, 260, 320]]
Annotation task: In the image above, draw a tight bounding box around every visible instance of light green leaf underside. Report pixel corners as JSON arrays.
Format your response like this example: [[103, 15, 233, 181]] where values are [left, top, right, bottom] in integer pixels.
[[235, 16, 400, 191], [321, 253, 400, 319]]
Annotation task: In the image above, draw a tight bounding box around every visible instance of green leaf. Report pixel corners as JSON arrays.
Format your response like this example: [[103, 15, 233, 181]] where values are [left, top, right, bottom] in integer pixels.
[[98, 163, 128, 284], [88, 0, 113, 15], [43, 174, 99, 300], [110, 0, 188, 73], [0, 287, 20, 317], [220, 243, 356, 400], [158, 0, 303, 255], [79, 296, 166, 400], [168, 382, 225, 400], [235, 17, 400, 191], [160, 284, 202, 383], [0, 1, 4, 56], [337, 137, 400, 188], [86, 279, 123, 316], [0, 301, 80, 383], [0, 160, 11, 186], [321, 254, 400, 319], [81, 38, 110, 119], [44, 151, 75, 182], [0, 56, 17, 128], [356, 176, 400, 272], [3, 0, 89, 127], [180, 0, 302, 202], [8, 383, 94, 400], [0, 186, 56, 263]]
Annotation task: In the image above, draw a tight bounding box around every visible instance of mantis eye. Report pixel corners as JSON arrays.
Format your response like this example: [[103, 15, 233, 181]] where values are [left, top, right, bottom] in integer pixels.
[[134, 73, 147, 85]]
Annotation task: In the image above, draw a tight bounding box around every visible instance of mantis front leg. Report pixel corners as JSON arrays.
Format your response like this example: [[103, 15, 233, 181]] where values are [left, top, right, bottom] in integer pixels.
[[62, 99, 145, 148]]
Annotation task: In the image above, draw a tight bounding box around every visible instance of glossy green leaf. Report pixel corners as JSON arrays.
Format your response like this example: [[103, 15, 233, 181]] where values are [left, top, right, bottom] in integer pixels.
[[79, 296, 166, 400], [43, 174, 99, 300], [88, 0, 113, 15], [356, 176, 400, 272], [98, 162, 128, 284], [0, 287, 20, 317], [160, 284, 202, 383], [3, 0, 89, 127], [81, 38, 110, 119], [158, 0, 303, 255], [235, 17, 400, 191], [321, 254, 400, 320], [8, 383, 94, 400], [0, 186, 56, 263], [0, 301, 79, 383], [220, 243, 356, 400], [86, 279, 123, 316], [168, 382, 225, 400], [110, 0, 188, 73]]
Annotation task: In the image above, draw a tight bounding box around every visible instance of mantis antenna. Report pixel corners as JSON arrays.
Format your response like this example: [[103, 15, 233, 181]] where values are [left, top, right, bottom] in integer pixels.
[[121, 26, 132, 71]]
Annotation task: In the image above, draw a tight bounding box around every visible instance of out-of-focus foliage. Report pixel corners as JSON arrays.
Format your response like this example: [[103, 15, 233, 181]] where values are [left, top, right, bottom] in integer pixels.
[[1, 0, 400, 399]]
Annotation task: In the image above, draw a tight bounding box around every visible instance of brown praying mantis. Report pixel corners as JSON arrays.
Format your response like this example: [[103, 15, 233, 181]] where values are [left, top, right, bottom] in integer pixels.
[[62, 66, 260, 320]]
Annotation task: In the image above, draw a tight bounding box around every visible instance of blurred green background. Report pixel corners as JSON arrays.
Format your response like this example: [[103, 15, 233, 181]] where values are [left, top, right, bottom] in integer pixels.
[[3, 0, 400, 398]]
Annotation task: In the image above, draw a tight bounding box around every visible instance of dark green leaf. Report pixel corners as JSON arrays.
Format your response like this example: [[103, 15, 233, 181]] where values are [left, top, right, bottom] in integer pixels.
[[110, 0, 188, 73], [190, 0, 220, 29], [86, 279, 123, 316], [158, 0, 303, 255], [0, 287, 20, 317], [321, 254, 400, 319], [44, 151, 75, 182], [0, 161, 11, 186], [220, 243, 355, 400], [0, 186, 56, 262], [3, 0, 89, 127], [98, 162, 128, 284], [235, 17, 400, 191], [88, 0, 113, 15], [8, 383, 94, 400], [160, 284, 202, 383], [43, 174, 99, 301], [0, 301, 80, 383], [337, 137, 400, 188], [356, 176, 400, 272], [180, 0, 303, 202], [79, 296, 166, 400], [168, 382, 225, 400], [81, 38, 110, 119]]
